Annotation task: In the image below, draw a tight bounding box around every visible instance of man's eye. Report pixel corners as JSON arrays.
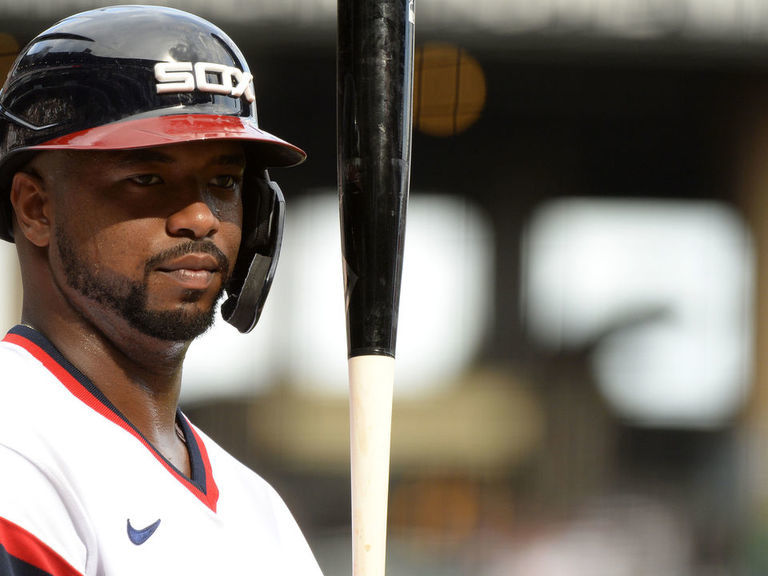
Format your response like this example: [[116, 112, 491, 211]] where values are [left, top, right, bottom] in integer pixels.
[[130, 174, 163, 186], [211, 175, 240, 189]]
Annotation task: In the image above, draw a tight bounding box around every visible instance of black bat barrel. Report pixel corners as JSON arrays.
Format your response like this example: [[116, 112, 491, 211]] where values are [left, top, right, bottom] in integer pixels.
[[337, 0, 415, 359]]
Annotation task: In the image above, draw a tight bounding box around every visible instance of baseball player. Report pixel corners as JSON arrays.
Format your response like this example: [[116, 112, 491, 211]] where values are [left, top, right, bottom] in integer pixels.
[[0, 5, 325, 575]]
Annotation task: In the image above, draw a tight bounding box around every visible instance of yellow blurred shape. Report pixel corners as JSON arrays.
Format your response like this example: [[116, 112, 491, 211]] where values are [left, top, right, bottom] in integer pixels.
[[414, 42, 486, 137], [390, 477, 480, 542], [0, 33, 19, 82], [247, 367, 543, 477]]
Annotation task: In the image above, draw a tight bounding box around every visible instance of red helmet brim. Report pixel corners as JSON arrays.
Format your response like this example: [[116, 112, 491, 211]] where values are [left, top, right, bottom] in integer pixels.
[[30, 115, 306, 168]]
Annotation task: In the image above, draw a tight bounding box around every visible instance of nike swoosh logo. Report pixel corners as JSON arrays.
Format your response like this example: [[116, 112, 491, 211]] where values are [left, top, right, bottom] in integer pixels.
[[127, 518, 161, 545]]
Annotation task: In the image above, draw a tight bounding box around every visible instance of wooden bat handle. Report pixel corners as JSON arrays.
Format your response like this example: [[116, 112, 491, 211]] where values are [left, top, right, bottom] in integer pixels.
[[338, 1, 414, 574], [349, 355, 395, 576]]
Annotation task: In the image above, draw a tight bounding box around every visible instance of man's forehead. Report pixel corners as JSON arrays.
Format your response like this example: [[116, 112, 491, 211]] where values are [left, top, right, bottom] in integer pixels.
[[25, 142, 248, 179], [36, 142, 247, 170], [110, 143, 247, 167]]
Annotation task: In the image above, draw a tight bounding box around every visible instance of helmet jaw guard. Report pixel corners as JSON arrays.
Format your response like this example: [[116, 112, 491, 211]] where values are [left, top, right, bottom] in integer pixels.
[[0, 5, 305, 333], [221, 176, 285, 333]]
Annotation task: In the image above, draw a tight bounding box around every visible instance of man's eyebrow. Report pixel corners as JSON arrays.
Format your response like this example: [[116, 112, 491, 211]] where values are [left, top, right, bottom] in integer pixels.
[[212, 154, 247, 167], [113, 149, 175, 166], [112, 150, 247, 167]]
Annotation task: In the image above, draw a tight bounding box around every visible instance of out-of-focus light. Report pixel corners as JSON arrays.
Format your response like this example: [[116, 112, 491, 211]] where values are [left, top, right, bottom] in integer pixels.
[[181, 298, 283, 404], [267, 192, 347, 393], [522, 198, 754, 428], [0, 241, 20, 334], [0, 33, 18, 80], [414, 43, 486, 137], [486, 494, 691, 576], [279, 192, 494, 397]]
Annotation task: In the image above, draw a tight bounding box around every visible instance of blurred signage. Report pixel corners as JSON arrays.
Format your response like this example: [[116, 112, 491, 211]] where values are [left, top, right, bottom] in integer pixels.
[[3, 0, 768, 42], [420, 0, 768, 40]]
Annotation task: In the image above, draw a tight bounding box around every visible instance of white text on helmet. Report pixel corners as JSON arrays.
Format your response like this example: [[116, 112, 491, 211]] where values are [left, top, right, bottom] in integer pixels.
[[154, 62, 255, 103]]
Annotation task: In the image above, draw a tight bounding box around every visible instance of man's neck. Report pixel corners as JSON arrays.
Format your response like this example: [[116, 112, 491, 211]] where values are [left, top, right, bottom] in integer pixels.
[[20, 310, 192, 477]]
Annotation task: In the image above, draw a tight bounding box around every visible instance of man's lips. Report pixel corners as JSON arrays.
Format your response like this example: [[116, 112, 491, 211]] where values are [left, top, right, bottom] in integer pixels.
[[156, 253, 221, 273], [155, 253, 222, 289]]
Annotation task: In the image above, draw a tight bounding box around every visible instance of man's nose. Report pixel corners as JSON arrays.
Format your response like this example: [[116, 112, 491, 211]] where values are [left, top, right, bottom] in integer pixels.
[[165, 186, 220, 240]]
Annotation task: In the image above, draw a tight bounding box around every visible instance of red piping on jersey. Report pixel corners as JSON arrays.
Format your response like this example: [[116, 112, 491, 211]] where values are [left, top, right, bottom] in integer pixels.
[[0, 516, 83, 576], [3, 332, 219, 512], [183, 416, 220, 509]]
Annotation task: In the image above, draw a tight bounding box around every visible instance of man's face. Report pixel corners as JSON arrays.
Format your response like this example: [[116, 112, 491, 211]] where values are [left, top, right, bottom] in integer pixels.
[[39, 140, 245, 342]]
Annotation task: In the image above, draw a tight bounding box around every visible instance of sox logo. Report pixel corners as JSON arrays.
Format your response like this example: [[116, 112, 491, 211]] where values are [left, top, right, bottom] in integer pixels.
[[154, 61, 255, 103]]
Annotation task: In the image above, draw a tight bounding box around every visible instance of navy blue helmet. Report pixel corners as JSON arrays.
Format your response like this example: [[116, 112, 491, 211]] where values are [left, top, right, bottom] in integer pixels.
[[0, 5, 306, 332]]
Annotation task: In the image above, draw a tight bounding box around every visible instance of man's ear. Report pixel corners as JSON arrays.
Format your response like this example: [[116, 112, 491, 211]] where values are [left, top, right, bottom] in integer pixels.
[[10, 171, 51, 247]]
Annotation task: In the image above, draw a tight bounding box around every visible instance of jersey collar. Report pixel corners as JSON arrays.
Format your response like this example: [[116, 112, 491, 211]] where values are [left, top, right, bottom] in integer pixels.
[[3, 325, 220, 512]]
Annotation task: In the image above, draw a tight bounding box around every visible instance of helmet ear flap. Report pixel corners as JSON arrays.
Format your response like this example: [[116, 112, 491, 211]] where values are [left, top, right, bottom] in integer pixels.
[[221, 169, 285, 333]]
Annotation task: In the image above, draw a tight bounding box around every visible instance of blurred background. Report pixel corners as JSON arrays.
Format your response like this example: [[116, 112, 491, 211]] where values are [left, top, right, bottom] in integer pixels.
[[3, 0, 768, 574]]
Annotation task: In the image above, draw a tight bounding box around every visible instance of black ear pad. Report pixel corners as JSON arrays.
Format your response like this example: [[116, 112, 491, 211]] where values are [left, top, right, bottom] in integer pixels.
[[220, 169, 285, 333]]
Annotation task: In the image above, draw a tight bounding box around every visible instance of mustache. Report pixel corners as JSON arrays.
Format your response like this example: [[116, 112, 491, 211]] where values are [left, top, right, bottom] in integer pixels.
[[145, 241, 230, 275]]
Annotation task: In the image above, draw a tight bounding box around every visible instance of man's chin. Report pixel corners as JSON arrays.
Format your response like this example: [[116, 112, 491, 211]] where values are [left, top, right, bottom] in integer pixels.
[[126, 306, 218, 342]]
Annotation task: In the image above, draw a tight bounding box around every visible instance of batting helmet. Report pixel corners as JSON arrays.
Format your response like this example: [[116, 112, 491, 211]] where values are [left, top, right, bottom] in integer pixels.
[[0, 5, 306, 333]]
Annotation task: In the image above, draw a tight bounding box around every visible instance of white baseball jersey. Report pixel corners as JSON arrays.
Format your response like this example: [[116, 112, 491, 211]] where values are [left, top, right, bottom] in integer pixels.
[[0, 325, 324, 576]]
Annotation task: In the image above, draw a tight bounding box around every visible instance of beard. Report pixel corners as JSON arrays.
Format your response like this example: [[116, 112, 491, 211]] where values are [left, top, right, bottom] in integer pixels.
[[55, 229, 231, 342]]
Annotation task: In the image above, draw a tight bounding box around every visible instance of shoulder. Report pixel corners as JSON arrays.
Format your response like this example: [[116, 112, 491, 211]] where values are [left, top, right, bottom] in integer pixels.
[[0, 444, 90, 575], [0, 333, 63, 393], [0, 333, 117, 490], [0, 336, 84, 437], [0, 339, 59, 438], [0, 335, 39, 370]]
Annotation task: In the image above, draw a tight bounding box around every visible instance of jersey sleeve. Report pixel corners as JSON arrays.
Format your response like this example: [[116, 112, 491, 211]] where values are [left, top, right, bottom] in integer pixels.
[[0, 445, 87, 576]]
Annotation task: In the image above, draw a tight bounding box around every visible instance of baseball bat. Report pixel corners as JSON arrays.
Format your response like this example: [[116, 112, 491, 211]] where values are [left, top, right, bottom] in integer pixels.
[[337, 1, 415, 575]]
